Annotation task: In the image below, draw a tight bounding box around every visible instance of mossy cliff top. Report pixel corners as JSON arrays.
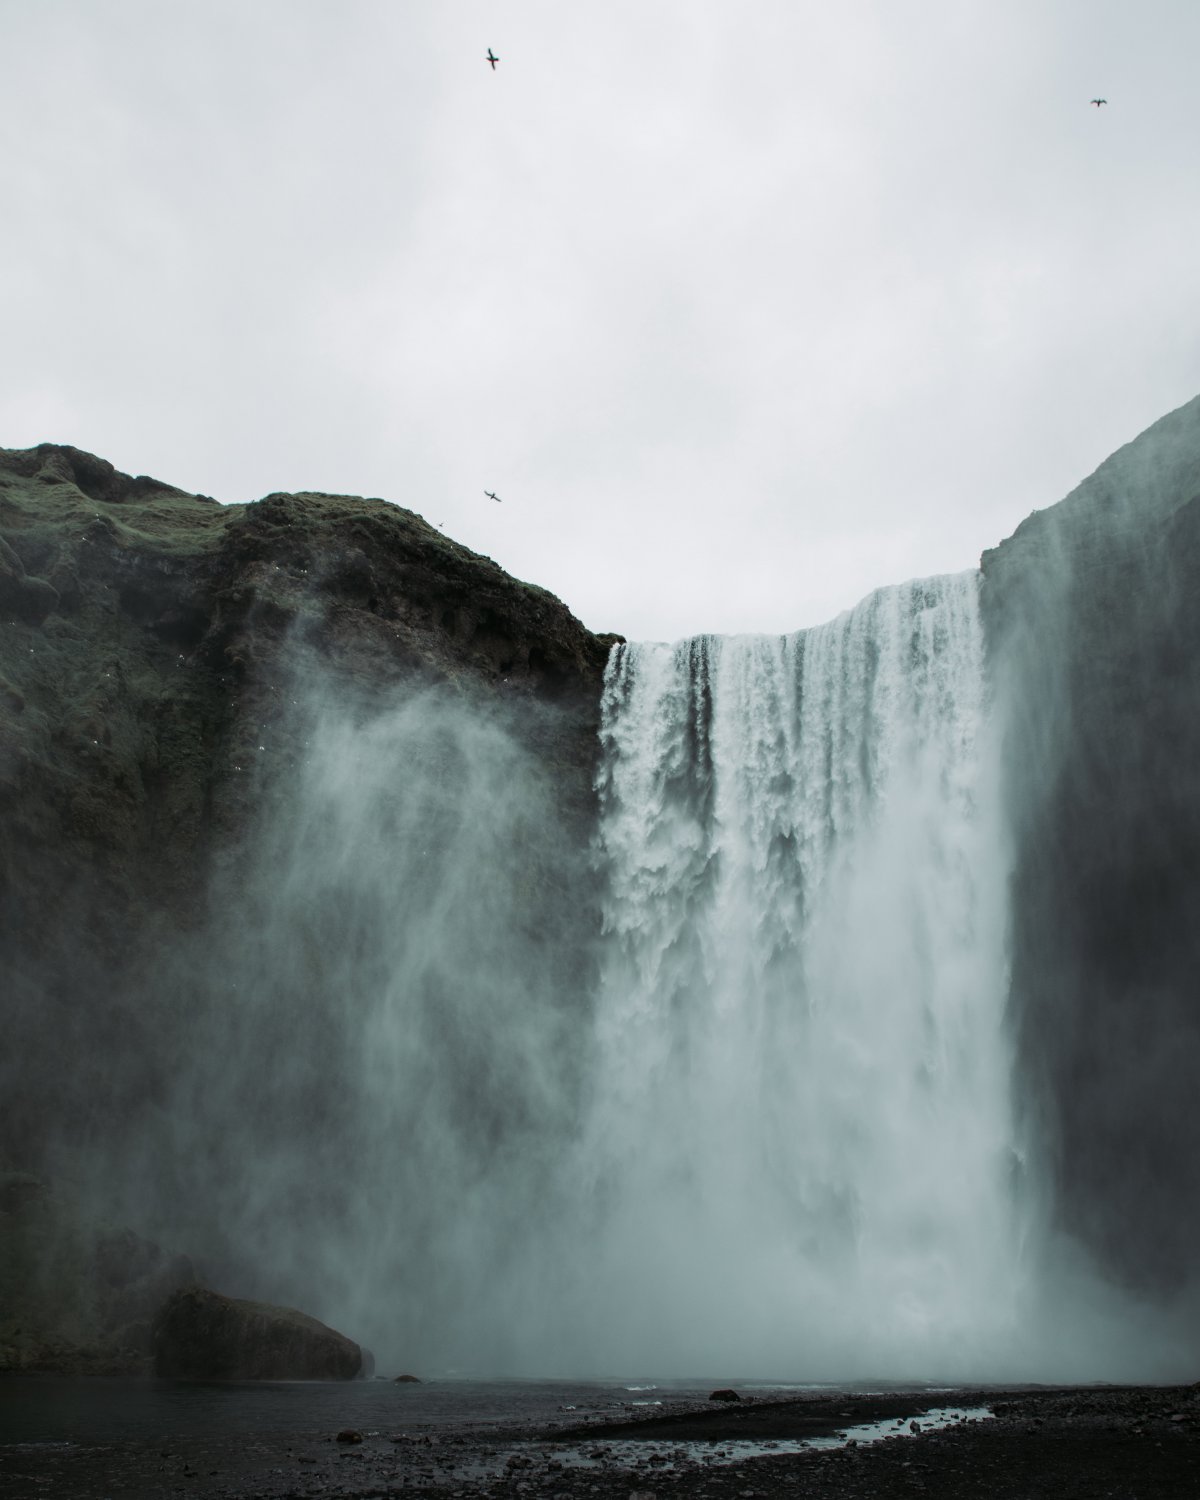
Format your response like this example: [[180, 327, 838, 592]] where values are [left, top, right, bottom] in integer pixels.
[[0, 442, 618, 932]]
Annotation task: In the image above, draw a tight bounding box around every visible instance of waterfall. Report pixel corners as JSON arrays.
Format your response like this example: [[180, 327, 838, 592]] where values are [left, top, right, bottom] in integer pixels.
[[575, 572, 1030, 1377], [88, 568, 1189, 1381]]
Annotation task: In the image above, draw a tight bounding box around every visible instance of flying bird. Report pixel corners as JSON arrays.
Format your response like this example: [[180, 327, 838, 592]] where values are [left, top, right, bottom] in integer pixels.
[[1091, 98, 1107, 106], [487, 48, 499, 69], [485, 490, 502, 503]]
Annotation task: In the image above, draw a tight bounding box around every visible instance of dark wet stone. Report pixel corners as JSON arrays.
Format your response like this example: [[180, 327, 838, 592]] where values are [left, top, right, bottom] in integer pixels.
[[152, 1285, 365, 1380]]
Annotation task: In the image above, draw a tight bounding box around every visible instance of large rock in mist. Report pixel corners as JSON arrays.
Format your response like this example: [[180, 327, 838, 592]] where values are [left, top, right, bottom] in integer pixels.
[[152, 1285, 366, 1380]]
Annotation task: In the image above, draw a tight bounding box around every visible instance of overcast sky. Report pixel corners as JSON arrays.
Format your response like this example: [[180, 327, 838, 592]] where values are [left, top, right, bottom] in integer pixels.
[[3, 1, 1199, 641]]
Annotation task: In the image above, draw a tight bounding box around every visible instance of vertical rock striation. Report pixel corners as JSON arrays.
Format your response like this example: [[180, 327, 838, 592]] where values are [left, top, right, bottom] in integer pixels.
[[981, 394, 1200, 1298]]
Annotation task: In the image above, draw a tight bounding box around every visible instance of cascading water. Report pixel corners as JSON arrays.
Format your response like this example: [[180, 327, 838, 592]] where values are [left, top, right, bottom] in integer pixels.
[[20, 406, 1200, 1389], [94, 572, 1181, 1381], [572, 572, 1032, 1377]]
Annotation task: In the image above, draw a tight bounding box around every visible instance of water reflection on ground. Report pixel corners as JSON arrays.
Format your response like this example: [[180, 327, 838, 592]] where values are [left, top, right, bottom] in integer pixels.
[[1, 1377, 992, 1450], [0, 1378, 999, 1499], [6, 1377, 886, 1443], [449, 1405, 993, 1483], [0, 1375, 668, 1445]]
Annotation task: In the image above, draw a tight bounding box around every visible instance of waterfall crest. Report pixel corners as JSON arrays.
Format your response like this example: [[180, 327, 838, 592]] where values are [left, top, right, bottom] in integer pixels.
[[577, 572, 1029, 1376]]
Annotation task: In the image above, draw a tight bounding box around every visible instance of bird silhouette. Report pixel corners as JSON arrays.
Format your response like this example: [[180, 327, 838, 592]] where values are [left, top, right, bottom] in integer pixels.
[[485, 490, 501, 503], [1091, 98, 1107, 106], [487, 49, 499, 69]]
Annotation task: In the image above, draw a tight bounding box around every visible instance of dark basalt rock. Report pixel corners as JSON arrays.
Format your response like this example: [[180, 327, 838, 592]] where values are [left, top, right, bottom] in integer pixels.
[[0, 443, 616, 983], [0, 441, 620, 1374], [0, 443, 616, 1130], [153, 1285, 365, 1380], [981, 392, 1200, 1294]]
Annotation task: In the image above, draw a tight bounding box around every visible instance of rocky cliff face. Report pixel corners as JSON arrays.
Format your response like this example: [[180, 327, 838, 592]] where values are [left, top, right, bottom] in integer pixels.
[[981, 394, 1200, 1300], [0, 443, 616, 1370]]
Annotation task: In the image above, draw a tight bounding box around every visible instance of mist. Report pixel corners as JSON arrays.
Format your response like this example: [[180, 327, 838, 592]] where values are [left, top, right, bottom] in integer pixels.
[[983, 396, 1200, 1362], [562, 577, 1191, 1383], [43, 535, 1200, 1383], [59, 671, 594, 1372]]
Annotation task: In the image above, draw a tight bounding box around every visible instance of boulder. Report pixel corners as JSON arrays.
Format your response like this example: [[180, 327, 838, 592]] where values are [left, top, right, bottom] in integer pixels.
[[152, 1285, 365, 1380]]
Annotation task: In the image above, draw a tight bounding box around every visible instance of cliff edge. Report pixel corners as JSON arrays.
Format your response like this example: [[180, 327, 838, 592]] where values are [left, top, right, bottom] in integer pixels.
[[0, 443, 617, 1371], [981, 393, 1200, 1298]]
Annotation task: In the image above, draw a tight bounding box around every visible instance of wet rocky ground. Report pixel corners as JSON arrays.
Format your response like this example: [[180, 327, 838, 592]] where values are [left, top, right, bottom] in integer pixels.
[[4, 1383, 1200, 1500]]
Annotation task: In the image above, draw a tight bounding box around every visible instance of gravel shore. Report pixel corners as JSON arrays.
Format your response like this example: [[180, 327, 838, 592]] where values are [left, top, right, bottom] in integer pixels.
[[4, 1383, 1200, 1500]]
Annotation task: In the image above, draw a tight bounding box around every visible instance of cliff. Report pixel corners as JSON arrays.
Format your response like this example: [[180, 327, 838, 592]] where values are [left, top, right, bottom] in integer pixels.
[[981, 393, 1200, 1297], [0, 443, 616, 1370], [0, 444, 613, 917]]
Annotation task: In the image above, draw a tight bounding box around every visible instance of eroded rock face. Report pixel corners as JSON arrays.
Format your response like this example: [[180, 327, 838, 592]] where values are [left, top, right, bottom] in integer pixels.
[[152, 1285, 365, 1380], [0, 442, 619, 1374], [0, 446, 613, 925], [0, 444, 615, 1148], [981, 393, 1200, 1294]]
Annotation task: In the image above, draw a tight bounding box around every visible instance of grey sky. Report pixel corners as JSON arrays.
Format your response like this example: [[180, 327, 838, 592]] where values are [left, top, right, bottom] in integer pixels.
[[3, 0, 1198, 640]]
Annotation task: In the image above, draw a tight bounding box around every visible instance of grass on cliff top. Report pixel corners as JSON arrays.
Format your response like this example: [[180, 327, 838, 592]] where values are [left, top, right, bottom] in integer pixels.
[[2, 467, 589, 637], [0, 472, 234, 563]]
